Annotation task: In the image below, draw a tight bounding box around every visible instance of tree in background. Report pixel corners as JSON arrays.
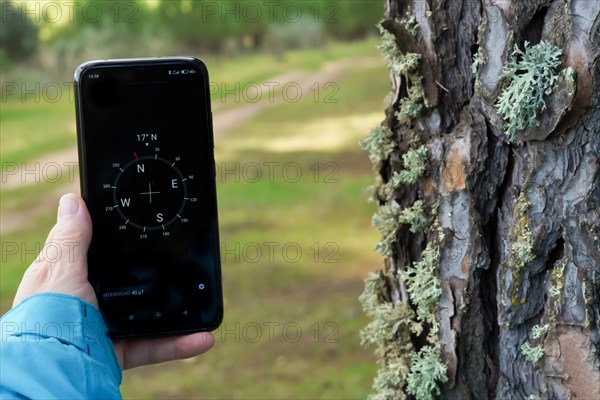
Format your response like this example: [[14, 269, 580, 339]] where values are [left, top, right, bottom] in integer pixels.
[[0, 1, 39, 64], [0, 0, 382, 72], [361, 0, 599, 398]]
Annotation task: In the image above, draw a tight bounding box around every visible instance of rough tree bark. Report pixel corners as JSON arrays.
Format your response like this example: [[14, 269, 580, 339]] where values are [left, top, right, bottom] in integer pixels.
[[364, 0, 600, 398]]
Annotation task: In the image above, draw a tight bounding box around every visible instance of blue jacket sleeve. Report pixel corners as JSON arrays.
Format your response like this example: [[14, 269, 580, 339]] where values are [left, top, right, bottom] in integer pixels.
[[0, 293, 122, 399]]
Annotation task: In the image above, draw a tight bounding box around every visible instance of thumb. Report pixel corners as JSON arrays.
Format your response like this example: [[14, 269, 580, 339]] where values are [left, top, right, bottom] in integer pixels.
[[13, 194, 96, 307], [48, 193, 93, 266]]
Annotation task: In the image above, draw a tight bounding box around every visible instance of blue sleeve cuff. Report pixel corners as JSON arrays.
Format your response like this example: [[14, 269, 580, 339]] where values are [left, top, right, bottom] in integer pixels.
[[1, 293, 122, 385]]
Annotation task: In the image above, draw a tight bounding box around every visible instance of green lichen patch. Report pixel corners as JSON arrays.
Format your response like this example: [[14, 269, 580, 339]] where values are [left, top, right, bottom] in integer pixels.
[[471, 47, 485, 75], [377, 21, 402, 72], [359, 272, 418, 399], [361, 19, 446, 400], [372, 200, 428, 256], [509, 191, 535, 269], [400, 244, 442, 325], [531, 324, 550, 339], [392, 145, 428, 185], [365, 210, 448, 399], [398, 200, 426, 233], [399, 15, 418, 37], [360, 126, 397, 165], [521, 341, 545, 363], [522, 323, 551, 364], [372, 204, 401, 258], [394, 53, 425, 124], [406, 345, 448, 400], [375, 21, 425, 125], [549, 256, 566, 300], [496, 41, 563, 142]]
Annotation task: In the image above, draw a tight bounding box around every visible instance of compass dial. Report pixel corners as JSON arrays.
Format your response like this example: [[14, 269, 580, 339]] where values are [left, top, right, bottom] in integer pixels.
[[111, 155, 188, 231]]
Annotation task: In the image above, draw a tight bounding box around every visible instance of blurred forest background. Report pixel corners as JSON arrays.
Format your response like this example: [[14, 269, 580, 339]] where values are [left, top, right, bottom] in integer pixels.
[[1, 0, 381, 78], [1, 0, 389, 398]]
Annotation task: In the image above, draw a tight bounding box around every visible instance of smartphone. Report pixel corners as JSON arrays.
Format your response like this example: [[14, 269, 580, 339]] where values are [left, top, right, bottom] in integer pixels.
[[74, 57, 222, 338]]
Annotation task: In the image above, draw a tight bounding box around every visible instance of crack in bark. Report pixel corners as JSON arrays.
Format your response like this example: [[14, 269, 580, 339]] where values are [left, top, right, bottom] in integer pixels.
[[480, 123, 513, 398]]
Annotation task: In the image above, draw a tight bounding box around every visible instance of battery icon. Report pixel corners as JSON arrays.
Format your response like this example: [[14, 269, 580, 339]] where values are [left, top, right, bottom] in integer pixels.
[[181, 70, 189, 74]]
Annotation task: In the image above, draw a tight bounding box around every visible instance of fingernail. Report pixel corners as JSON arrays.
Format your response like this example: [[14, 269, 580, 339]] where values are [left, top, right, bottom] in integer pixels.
[[58, 195, 79, 218]]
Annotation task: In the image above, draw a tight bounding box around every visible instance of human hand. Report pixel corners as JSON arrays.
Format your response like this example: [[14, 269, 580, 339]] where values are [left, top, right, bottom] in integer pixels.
[[12, 193, 214, 370]]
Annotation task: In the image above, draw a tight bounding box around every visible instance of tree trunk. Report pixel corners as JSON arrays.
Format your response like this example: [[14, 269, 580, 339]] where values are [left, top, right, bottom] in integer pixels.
[[361, 0, 600, 398]]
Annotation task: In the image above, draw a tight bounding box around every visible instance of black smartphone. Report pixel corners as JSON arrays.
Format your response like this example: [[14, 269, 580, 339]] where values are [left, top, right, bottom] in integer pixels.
[[74, 57, 222, 338]]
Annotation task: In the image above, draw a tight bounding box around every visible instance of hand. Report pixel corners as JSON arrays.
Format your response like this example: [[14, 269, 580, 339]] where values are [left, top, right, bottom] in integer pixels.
[[12, 193, 214, 370]]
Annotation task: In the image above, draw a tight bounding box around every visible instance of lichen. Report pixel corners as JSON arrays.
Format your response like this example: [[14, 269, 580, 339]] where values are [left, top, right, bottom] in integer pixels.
[[405, 345, 448, 400], [361, 18, 446, 400], [582, 278, 593, 328], [372, 200, 427, 255], [522, 323, 551, 364], [377, 21, 401, 72], [365, 212, 447, 399], [376, 21, 425, 124], [521, 341, 545, 363], [400, 244, 442, 326], [359, 272, 418, 399], [549, 256, 566, 299], [495, 41, 563, 142], [531, 324, 550, 339], [399, 15, 418, 37], [394, 53, 425, 124], [360, 126, 396, 165], [471, 47, 486, 75], [372, 204, 401, 258], [391, 145, 428, 185], [398, 200, 426, 233], [509, 191, 535, 269]]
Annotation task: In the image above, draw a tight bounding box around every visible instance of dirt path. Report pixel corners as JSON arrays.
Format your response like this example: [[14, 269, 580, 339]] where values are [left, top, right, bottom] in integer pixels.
[[0, 57, 380, 235]]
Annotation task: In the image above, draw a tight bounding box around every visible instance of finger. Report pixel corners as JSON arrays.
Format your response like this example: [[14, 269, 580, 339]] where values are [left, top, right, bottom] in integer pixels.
[[116, 332, 215, 370]]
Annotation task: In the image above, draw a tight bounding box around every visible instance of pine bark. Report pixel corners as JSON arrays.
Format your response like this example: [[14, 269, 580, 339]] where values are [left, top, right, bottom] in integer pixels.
[[378, 0, 599, 398]]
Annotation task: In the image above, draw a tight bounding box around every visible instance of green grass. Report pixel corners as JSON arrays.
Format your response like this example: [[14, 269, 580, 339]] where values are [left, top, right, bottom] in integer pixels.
[[1, 39, 388, 399], [206, 38, 379, 86], [0, 97, 76, 169]]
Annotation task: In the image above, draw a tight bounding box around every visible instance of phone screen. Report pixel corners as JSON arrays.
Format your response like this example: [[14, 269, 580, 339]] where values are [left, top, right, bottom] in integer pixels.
[[75, 58, 222, 337]]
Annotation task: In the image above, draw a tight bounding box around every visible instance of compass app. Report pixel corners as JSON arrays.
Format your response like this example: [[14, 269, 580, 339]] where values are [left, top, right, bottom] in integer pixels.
[[75, 58, 222, 337]]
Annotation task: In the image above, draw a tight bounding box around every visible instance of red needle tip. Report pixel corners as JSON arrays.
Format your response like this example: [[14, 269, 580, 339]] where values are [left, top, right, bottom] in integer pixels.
[[134, 151, 139, 161]]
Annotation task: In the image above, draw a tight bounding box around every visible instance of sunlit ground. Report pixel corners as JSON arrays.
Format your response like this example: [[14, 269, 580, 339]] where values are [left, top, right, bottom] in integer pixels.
[[0, 39, 389, 399]]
